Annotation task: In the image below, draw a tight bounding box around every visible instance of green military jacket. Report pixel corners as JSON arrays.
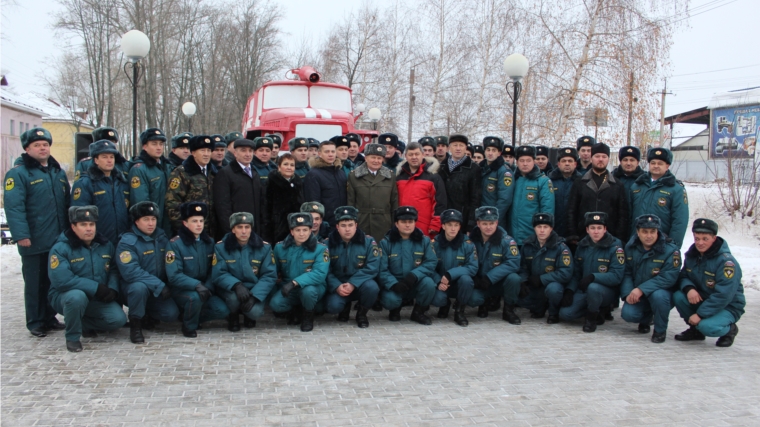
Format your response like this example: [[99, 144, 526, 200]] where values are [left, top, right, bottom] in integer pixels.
[[128, 151, 174, 235], [48, 230, 118, 303], [165, 226, 216, 292]]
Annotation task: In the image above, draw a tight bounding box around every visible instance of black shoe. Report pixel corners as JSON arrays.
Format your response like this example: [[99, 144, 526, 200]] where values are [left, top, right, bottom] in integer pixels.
[[410, 304, 432, 325], [651, 331, 666, 343], [243, 317, 256, 328], [437, 300, 451, 319], [227, 314, 241, 332], [487, 297, 501, 312], [301, 309, 314, 332], [337, 303, 351, 322], [371, 301, 383, 312], [82, 329, 98, 338], [477, 305, 489, 318], [356, 306, 370, 328], [601, 306, 614, 321], [638, 323, 651, 334], [675, 325, 705, 341], [454, 303, 468, 327], [66, 340, 83, 352], [583, 312, 598, 333], [388, 307, 401, 322], [716, 324, 738, 347], [502, 305, 521, 325], [29, 328, 47, 337], [547, 314, 559, 324], [289, 309, 303, 326], [129, 316, 144, 344], [141, 316, 156, 331], [45, 319, 66, 331], [182, 325, 197, 338]]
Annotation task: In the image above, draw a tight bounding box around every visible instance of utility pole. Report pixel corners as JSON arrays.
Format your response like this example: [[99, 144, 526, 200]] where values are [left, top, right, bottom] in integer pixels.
[[659, 78, 667, 148], [626, 71, 634, 146], [407, 67, 415, 144]]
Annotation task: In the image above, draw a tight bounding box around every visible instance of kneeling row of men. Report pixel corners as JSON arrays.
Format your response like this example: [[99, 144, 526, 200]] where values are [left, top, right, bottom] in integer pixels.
[[49, 201, 745, 353]]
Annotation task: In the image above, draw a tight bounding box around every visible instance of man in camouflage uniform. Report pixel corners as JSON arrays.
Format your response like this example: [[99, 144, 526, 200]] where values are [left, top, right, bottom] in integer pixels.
[[165, 135, 218, 237]]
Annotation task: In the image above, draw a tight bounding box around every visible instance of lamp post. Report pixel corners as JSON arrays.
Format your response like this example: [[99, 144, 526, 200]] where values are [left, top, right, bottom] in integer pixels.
[[182, 102, 196, 132], [121, 30, 151, 157], [368, 108, 382, 133], [503, 53, 529, 147]]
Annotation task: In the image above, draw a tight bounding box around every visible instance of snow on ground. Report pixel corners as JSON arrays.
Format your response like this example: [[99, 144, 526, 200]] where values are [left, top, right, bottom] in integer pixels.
[[684, 183, 760, 290]]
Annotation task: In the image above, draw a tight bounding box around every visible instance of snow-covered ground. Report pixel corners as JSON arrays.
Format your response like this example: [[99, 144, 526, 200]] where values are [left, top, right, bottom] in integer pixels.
[[683, 183, 760, 290]]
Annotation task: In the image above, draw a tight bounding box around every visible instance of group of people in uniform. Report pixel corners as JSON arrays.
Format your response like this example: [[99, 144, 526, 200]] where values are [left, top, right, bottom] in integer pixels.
[[3, 126, 745, 353]]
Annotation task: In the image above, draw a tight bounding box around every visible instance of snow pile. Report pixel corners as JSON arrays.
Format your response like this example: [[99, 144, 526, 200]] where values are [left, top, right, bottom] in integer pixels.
[[684, 183, 760, 290]]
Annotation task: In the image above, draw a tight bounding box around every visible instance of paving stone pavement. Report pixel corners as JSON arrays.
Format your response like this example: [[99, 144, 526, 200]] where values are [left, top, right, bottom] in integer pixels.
[[2, 250, 759, 426]]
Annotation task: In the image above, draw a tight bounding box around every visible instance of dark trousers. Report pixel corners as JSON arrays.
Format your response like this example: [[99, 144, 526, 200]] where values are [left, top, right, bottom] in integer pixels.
[[22, 252, 57, 331]]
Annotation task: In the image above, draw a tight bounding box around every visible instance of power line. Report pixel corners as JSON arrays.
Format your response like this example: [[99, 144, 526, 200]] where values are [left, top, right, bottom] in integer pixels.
[[669, 63, 760, 78]]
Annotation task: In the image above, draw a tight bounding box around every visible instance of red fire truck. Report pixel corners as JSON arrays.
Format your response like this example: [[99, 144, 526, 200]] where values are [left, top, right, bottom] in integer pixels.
[[241, 66, 378, 146]]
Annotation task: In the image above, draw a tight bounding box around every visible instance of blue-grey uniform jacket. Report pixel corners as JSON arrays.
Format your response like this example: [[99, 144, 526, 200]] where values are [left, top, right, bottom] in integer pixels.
[[620, 232, 681, 299], [518, 231, 573, 285], [273, 234, 330, 290], [479, 157, 514, 228], [324, 228, 380, 293], [48, 230, 118, 303], [571, 232, 625, 292], [508, 165, 555, 244], [116, 225, 169, 297], [469, 226, 521, 283], [71, 165, 130, 244], [165, 226, 216, 292], [630, 170, 688, 247], [431, 232, 478, 284], [211, 232, 277, 302], [378, 227, 437, 289]]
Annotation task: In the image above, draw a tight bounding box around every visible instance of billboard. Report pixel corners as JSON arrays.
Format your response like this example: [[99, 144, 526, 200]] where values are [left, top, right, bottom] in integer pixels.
[[710, 105, 758, 159]]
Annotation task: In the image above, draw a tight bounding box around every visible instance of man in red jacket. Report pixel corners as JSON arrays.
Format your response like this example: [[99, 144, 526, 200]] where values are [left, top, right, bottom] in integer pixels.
[[395, 142, 447, 237]]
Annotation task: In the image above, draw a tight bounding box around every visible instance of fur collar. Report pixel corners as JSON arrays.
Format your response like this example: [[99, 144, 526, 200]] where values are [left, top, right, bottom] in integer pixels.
[[515, 165, 542, 180], [578, 231, 615, 249], [86, 163, 127, 183], [309, 156, 342, 169], [281, 233, 318, 251], [397, 156, 440, 176], [635, 169, 677, 186], [268, 170, 303, 190], [469, 226, 504, 245], [523, 231, 563, 248], [613, 165, 644, 180], [137, 149, 170, 167], [328, 227, 366, 249], [223, 231, 264, 252], [21, 153, 62, 171], [178, 225, 213, 246], [685, 236, 725, 260], [481, 156, 506, 173], [182, 155, 217, 176], [64, 228, 108, 249], [581, 169, 617, 184], [353, 161, 393, 179], [387, 226, 424, 243], [436, 232, 464, 250], [549, 168, 581, 181]]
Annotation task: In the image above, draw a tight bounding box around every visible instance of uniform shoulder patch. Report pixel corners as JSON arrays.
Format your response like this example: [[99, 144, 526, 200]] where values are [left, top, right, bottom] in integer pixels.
[[4, 177, 14, 191], [212, 253, 217, 266], [131, 176, 141, 189], [323, 248, 330, 263], [50, 255, 59, 269], [119, 251, 132, 264], [169, 177, 180, 190], [165, 251, 176, 264], [72, 187, 82, 200]]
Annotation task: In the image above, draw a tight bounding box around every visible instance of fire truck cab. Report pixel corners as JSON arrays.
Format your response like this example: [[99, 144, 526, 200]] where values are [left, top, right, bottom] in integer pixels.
[[241, 66, 377, 147]]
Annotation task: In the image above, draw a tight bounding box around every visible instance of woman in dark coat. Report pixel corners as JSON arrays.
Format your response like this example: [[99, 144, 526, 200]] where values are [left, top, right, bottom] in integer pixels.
[[264, 153, 304, 244]]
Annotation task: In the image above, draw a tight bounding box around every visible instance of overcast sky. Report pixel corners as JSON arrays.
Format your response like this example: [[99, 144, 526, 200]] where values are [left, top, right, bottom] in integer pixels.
[[2, 0, 759, 139]]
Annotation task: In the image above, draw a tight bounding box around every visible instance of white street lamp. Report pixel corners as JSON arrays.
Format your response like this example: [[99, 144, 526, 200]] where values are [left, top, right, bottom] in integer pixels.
[[121, 29, 151, 156], [503, 53, 529, 147], [368, 108, 382, 131], [182, 102, 196, 132]]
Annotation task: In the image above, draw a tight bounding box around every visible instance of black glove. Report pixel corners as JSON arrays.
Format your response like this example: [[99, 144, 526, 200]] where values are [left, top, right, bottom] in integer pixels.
[[234, 282, 252, 303], [160, 285, 172, 300], [402, 272, 417, 286], [391, 281, 410, 294], [195, 283, 211, 303], [280, 281, 296, 297], [241, 296, 259, 313], [578, 274, 595, 292], [528, 275, 543, 289], [561, 289, 575, 307], [95, 283, 110, 301], [474, 275, 491, 290], [519, 282, 531, 298]]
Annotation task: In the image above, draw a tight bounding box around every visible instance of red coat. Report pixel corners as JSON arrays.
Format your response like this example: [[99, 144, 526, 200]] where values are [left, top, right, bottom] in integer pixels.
[[395, 158, 448, 237]]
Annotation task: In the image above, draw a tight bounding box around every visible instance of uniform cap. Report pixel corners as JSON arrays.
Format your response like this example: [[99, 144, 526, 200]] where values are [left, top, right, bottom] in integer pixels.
[[139, 128, 166, 145], [230, 212, 254, 228], [180, 201, 208, 220], [300, 201, 325, 217], [334, 206, 359, 222], [532, 212, 554, 227], [475, 206, 499, 221], [692, 218, 718, 235], [68, 205, 99, 223], [288, 212, 313, 229], [20, 127, 52, 148], [394, 206, 418, 221]]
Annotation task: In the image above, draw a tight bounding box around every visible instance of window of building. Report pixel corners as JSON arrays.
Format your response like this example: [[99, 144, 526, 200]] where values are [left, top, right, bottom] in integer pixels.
[[10, 120, 14, 136]]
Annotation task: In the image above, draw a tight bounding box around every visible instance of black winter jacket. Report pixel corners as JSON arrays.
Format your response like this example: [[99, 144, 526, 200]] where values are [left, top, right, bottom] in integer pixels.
[[264, 171, 304, 244], [303, 156, 347, 227], [438, 156, 482, 232], [213, 160, 265, 238], [567, 169, 629, 241]]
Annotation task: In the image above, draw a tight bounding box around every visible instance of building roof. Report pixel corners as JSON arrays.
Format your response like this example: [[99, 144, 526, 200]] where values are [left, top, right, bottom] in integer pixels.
[[664, 106, 709, 126], [672, 129, 708, 151], [11, 92, 91, 125], [0, 90, 46, 117], [708, 87, 760, 109]]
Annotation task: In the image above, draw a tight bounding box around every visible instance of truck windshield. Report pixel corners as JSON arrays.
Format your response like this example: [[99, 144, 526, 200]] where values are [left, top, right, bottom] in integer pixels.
[[310, 86, 352, 112], [263, 86, 308, 109]]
